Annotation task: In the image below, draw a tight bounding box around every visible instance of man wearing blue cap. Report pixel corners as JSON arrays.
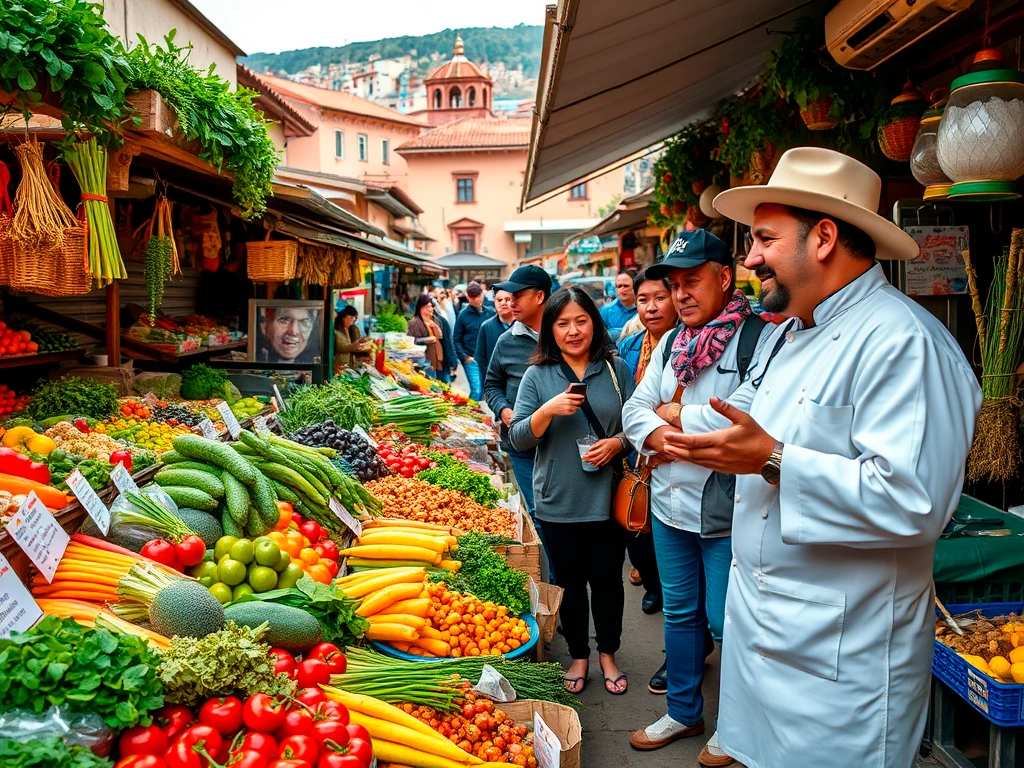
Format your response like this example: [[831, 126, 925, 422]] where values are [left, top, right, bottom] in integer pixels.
[[623, 228, 772, 762]]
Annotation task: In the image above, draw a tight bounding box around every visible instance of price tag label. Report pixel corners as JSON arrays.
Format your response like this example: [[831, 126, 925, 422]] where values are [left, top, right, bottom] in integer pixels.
[[272, 385, 287, 412], [328, 498, 363, 537], [0, 552, 42, 638], [6, 493, 69, 583], [217, 401, 241, 439], [352, 424, 377, 448], [199, 418, 219, 440], [532, 713, 562, 768], [253, 415, 270, 436], [66, 468, 110, 535], [110, 462, 140, 496]]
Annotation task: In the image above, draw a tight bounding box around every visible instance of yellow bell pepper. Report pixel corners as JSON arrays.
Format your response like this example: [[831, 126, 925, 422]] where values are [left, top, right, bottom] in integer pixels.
[[1, 425, 36, 449], [26, 434, 56, 454]]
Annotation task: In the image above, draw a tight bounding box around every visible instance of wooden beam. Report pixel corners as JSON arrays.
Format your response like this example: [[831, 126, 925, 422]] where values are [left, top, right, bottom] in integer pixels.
[[107, 141, 141, 192], [106, 281, 121, 365]]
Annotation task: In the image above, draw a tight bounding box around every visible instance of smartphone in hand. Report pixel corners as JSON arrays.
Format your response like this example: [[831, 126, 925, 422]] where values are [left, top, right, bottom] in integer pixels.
[[567, 383, 588, 397]]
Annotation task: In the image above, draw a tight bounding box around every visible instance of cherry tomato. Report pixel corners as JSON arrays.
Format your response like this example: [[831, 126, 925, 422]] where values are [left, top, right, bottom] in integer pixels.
[[176, 724, 223, 756], [316, 754, 364, 768], [198, 695, 244, 736], [342, 737, 371, 766], [316, 540, 338, 560], [275, 708, 313, 740], [268, 761, 313, 768], [298, 521, 322, 543], [343, 725, 370, 746], [295, 658, 332, 689], [269, 648, 298, 679], [322, 558, 339, 578], [240, 732, 279, 760], [174, 535, 206, 567], [315, 702, 349, 725], [308, 719, 349, 750], [115, 757, 168, 768], [119, 724, 168, 757], [307, 643, 346, 675], [278, 735, 318, 764], [290, 513, 304, 526], [243, 693, 288, 733], [293, 687, 327, 709], [141, 539, 179, 568], [164, 741, 201, 768], [154, 704, 195, 742], [228, 749, 268, 768]]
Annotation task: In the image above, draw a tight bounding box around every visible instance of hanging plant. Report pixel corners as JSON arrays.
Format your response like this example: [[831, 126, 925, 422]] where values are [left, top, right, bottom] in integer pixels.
[[764, 16, 877, 133], [717, 91, 796, 183], [135, 193, 180, 318], [650, 123, 723, 226], [865, 83, 927, 162]]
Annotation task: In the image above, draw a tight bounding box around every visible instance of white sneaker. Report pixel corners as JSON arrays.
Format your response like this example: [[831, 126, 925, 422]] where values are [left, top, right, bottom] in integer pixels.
[[704, 731, 727, 757], [645, 714, 690, 740], [629, 714, 705, 751]]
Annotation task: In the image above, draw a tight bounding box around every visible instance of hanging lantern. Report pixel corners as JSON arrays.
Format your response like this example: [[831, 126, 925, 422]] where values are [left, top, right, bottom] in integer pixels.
[[910, 97, 953, 200], [937, 49, 1024, 201], [699, 184, 725, 219], [877, 82, 926, 162]]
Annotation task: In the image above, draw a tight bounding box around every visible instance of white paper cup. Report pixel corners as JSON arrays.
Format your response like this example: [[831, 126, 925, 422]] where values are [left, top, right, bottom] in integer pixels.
[[577, 438, 599, 472]]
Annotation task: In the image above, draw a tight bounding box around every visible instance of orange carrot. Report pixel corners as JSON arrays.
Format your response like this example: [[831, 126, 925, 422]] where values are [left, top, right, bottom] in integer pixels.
[[0, 473, 69, 509]]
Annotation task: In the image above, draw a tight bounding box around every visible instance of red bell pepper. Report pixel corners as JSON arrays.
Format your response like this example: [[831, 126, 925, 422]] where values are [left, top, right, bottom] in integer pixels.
[[110, 450, 133, 472], [73, 418, 90, 434], [0, 447, 50, 484]]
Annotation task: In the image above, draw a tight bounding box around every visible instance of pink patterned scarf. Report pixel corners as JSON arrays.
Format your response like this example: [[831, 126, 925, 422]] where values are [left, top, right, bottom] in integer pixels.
[[670, 290, 753, 386]]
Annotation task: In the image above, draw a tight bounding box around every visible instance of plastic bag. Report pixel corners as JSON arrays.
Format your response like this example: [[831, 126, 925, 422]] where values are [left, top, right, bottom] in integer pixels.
[[472, 664, 516, 703], [0, 706, 114, 756], [84, 485, 181, 552], [131, 372, 182, 400]]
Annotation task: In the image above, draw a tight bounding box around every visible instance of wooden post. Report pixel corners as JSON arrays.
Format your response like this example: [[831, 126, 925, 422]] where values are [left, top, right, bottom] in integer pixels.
[[106, 281, 120, 365]]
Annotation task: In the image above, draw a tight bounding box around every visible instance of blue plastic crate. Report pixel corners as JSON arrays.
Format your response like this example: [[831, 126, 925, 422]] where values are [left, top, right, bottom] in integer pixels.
[[932, 601, 1024, 726]]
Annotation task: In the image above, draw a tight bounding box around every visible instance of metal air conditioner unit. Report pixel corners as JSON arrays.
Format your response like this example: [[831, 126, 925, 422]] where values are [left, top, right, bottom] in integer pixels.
[[826, 0, 974, 70]]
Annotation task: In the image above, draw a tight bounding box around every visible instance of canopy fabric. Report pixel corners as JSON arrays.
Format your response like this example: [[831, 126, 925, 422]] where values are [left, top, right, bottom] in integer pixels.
[[435, 252, 508, 269], [523, 0, 821, 205]]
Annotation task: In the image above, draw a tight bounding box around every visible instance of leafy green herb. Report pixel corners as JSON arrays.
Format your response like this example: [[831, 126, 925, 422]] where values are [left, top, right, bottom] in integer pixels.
[[429, 533, 530, 614], [277, 377, 377, 433], [372, 302, 408, 333], [416, 463, 500, 508], [157, 621, 295, 707], [231, 575, 369, 647], [179, 363, 229, 400], [124, 32, 279, 219], [0, 616, 163, 730], [28, 377, 119, 421], [0, 737, 112, 768]]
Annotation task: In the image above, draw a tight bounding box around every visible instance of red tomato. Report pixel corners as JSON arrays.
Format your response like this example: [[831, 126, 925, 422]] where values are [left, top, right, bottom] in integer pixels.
[[269, 647, 298, 678], [198, 696, 244, 736], [141, 539, 180, 568], [307, 643, 346, 675], [154, 704, 195, 742], [298, 521, 322, 543], [164, 742, 200, 768], [278, 735, 318, 764], [293, 687, 327, 709], [240, 732, 279, 760], [308, 719, 349, 750], [290, 513, 304, 526], [174, 535, 206, 567], [243, 693, 288, 733], [275, 708, 313, 740], [268, 761, 313, 768], [315, 540, 339, 561], [176, 725, 223, 756], [314, 702, 349, 724], [115, 757, 168, 768], [400, 466, 415, 478], [316, 754, 364, 768], [228, 749, 268, 768], [295, 658, 332, 689], [322, 559, 339, 578], [342, 737, 372, 766], [118, 724, 168, 757]]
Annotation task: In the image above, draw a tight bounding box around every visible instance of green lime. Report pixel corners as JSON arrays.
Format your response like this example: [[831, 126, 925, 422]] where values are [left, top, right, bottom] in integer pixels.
[[229, 539, 255, 565], [190, 561, 219, 581], [232, 583, 255, 600], [208, 582, 233, 604], [198, 575, 215, 588], [273, 550, 291, 573], [276, 563, 305, 590], [214, 536, 239, 561], [249, 566, 278, 593], [218, 558, 247, 586], [254, 539, 281, 567]]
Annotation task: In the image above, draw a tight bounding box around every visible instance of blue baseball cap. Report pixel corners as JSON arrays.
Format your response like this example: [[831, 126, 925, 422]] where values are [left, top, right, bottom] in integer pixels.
[[646, 229, 732, 279]]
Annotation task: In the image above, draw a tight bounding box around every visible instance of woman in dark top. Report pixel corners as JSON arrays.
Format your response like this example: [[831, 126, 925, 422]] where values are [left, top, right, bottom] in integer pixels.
[[407, 293, 450, 382], [510, 286, 634, 696], [334, 305, 365, 369]]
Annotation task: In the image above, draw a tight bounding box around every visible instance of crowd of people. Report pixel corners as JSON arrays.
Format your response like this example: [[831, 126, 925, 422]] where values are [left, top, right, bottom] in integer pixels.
[[397, 149, 981, 768]]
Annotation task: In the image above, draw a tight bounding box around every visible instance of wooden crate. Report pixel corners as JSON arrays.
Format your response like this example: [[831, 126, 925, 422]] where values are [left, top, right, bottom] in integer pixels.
[[491, 510, 541, 583]]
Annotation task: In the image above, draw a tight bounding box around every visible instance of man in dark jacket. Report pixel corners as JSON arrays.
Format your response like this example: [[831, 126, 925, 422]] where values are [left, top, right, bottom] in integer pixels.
[[452, 282, 495, 402], [475, 288, 514, 378]]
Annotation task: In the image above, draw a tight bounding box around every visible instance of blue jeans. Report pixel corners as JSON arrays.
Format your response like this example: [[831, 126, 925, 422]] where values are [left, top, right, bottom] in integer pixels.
[[651, 515, 732, 726], [429, 368, 451, 383], [463, 360, 482, 402]]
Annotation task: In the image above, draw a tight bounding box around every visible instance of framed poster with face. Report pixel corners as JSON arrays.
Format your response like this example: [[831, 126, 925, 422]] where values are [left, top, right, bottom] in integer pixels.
[[248, 300, 324, 365]]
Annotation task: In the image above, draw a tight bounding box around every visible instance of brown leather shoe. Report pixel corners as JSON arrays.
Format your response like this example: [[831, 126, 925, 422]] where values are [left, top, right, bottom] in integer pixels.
[[629, 720, 705, 750], [629, 568, 643, 586], [697, 744, 736, 766]]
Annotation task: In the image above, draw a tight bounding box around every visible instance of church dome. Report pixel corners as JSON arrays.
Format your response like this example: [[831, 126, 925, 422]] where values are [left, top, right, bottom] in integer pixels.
[[426, 34, 490, 83]]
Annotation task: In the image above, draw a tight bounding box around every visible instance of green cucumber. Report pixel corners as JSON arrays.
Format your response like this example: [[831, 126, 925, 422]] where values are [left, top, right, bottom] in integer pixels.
[[160, 485, 218, 512], [155, 469, 225, 499]]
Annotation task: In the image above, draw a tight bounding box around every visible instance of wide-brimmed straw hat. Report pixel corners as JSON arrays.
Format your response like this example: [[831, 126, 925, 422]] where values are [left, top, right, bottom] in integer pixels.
[[712, 147, 920, 261]]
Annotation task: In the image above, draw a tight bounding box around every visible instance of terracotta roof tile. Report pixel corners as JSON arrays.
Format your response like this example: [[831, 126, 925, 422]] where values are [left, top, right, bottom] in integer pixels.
[[426, 57, 489, 82], [397, 117, 531, 151], [255, 74, 428, 128]]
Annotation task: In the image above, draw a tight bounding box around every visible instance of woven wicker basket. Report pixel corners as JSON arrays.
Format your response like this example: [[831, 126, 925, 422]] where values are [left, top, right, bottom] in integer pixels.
[[0, 216, 14, 286], [247, 231, 298, 282], [800, 96, 839, 131], [11, 224, 91, 297], [878, 116, 920, 162]]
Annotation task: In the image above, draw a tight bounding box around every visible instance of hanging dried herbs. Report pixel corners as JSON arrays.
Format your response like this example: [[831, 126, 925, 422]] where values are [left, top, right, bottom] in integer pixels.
[[135, 194, 180, 318], [63, 137, 126, 285]]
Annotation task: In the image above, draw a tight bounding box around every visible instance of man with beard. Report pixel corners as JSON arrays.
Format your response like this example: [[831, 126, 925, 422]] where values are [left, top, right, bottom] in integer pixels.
[[659, 148, 981, 768], [258, 307, 320, 364]]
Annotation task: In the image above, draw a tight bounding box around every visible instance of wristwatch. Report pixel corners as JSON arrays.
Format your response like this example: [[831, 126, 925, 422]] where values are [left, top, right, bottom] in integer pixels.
[[760, 441, 785, 486]]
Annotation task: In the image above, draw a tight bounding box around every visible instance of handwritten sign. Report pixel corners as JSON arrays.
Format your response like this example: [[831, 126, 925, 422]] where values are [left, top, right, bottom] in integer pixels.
[[253, 415, 270, 436], [352, 424, 377, 448], [533, 712, 562, 768], [329, 498, 363, 537], [110, 462, 140, 496], [199, 418, 219, 440], [0, 552, 42, 637], [904, 225, 969, 296], [66, 469, 110, 535], [6, 493, 69, 583], [217, 401, 241, 439]]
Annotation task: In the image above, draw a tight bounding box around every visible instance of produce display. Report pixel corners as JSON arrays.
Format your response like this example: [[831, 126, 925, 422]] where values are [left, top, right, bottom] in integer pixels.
[[936, 610, 1024, 684], [363, 477, 517, 538], [277, 376, 377, 433], [429, 533, 530, 616], [373, 396, 451, 445], [28, 377, 120, 421], [291, 420, 391, 483], [0, 385, 32, 416], [0, 322, 41, 357], [415, 454, 501, 508], [376, 442, 438, 479], [7, 319, 80, 354]]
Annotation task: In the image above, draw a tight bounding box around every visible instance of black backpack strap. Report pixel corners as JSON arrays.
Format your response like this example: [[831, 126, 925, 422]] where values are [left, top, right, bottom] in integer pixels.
[[660, 325, 682, 368], [558, 361, 607, 440], [736, 314, 767, 381]]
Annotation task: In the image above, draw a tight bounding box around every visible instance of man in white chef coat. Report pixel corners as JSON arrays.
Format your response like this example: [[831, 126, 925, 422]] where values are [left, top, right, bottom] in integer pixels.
[[658, 148, 982, 768]]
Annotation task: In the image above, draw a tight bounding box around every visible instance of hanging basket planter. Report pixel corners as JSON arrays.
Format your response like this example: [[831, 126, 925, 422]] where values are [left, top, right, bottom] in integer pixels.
[[247, 230, 298, 283], [749, 143, 777, 184], [691, 180, 707, 196], [800, 95, 838, 130], [686, 205, 709, 228], [876, 82, 927, 163]]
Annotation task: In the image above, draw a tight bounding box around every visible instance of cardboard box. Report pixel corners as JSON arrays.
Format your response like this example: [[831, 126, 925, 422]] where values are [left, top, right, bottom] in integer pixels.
[[501, 700, 582, 768]]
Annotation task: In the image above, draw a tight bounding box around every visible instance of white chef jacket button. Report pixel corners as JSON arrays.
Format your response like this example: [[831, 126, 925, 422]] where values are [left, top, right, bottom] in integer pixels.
[[761, 508, 768, 519], [832, 331, 840, 340], [731, 558, 737, 567], [798, 396, 804, 404], [735, 494, 741, 503], [785, 332, 794, 343]]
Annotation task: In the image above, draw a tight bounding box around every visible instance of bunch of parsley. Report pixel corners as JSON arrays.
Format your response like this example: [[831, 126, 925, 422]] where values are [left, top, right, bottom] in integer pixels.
[[0, 616, 163, 730], [0, 737, 112, 768], [429, 533, 530, 614]]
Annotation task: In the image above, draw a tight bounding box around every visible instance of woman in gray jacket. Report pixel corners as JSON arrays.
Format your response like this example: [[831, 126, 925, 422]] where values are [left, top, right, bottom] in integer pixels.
[[511, 285, 635, 695]]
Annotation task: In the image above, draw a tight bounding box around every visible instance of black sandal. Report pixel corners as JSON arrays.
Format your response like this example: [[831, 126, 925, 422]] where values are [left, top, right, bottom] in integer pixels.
[[564, 664, 589, 694], [604, 674, 628, 695]]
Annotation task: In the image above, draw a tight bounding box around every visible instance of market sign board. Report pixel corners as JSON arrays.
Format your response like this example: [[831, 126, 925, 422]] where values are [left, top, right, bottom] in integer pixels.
[[903, 226, 969, 297], [6, 493, 70, 584], [0, 552, 42, 638]]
